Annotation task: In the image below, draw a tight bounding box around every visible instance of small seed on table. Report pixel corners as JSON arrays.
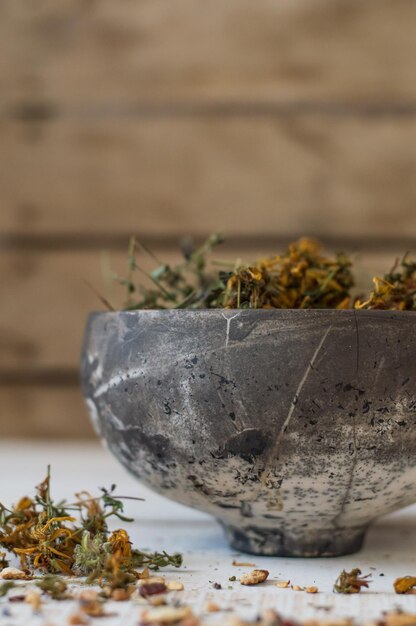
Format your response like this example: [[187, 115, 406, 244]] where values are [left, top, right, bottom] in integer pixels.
[[275, 581, 290, 588]]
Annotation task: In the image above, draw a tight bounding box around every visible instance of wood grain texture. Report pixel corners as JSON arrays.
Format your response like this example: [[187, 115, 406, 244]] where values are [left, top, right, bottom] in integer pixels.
[[0, 248, 408, 372], [1, 116, 416, 237], [0, 387, 93, 438], [1, 0, 416, 109]]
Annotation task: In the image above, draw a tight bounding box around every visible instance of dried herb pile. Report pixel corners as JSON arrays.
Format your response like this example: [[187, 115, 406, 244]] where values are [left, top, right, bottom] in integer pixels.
[[355, 254, 416, 310], [114, 236, 416, 311], [0, 467, 181, 585]]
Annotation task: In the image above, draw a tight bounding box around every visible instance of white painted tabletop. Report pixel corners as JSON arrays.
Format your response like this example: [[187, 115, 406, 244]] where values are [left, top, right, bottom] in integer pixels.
[[0, 440, 415, 625]]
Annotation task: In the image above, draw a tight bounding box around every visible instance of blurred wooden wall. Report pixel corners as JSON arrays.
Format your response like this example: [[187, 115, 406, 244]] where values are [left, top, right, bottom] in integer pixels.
[[1, 0, 416, 437]]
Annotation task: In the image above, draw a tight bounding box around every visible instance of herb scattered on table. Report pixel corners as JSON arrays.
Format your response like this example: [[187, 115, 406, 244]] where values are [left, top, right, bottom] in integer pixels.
[[393, 576, 416, 594], [240, 569, 269, 586], [0, 467, 182, 585], [333, 568, 371, 594]]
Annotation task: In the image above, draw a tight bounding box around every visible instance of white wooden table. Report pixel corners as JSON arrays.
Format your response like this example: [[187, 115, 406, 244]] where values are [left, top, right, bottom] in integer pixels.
[[1, 440, 415, 625]]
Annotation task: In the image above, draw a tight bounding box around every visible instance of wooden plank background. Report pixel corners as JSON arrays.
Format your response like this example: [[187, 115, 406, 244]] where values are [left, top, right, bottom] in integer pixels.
[[1, 0, 416, 437]]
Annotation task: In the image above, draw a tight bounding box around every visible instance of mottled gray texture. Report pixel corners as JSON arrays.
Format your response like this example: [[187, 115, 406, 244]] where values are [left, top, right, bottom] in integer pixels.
[[81, 309, 416, 556]]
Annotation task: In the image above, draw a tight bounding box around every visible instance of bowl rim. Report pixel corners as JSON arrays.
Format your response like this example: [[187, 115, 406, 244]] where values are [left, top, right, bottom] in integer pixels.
[[86, 308, 416, 318]]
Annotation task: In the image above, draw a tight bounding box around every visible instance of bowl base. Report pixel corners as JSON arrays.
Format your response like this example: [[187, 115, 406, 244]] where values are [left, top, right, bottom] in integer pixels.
[[221, 522, 367, 557]]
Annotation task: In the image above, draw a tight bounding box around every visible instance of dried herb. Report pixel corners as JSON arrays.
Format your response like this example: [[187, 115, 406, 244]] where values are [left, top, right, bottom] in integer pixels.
[[333, 568, 371, 594], [217, 238, 354, 309], [0, 468, 182, 581], [73, 531, 110, 577], [36, 574, 71, 600], [131, 549, 183, 571], [100, 553, 137, 596], [116, 235, 416, 312], [394, 576, 416, 594], [116, 234, 225, 310], [355, 254, 416, 310], [116, 236, 355, 310]]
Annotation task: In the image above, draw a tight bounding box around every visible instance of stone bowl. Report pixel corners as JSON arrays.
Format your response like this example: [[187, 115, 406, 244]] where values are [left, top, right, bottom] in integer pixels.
[[81, 309, 416, 557]]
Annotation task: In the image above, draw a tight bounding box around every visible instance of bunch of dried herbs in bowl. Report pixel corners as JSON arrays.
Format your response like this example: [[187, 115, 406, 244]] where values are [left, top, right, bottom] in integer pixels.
[[112, 235, 357, 310], [110, 235, 416, 311], [81, 235, 416, 558]]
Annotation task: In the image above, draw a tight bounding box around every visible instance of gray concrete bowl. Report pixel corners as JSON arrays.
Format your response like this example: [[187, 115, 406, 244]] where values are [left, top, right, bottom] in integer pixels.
[[81, 309, 416, 557]]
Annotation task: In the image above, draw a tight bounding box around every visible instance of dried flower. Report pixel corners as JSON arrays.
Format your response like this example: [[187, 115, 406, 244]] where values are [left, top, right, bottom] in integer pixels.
[[333, 568, 371, 594], [394, 576, 416, 594], [73, 531, 110, 576], [219, 239, 354, 310], [14, 514, 77, 573], [108, 529, 132, 566], [356, 254, 416, 310]]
